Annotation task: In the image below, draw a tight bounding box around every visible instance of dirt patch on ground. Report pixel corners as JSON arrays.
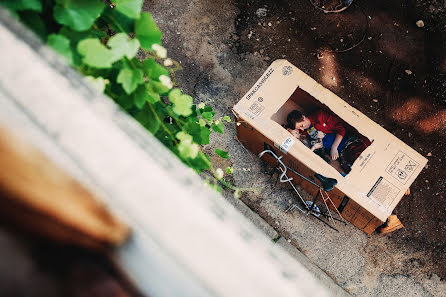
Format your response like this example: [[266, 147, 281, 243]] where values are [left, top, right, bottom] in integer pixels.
[[233, 0, 446, 279]]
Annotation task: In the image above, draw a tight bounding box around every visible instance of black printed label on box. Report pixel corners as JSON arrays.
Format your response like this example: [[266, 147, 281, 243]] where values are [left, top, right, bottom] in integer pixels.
[[248, 102, 265, 116], [385, 151, 419, 185], [367, 176, 400, 208], [280, 137, 295, 154]]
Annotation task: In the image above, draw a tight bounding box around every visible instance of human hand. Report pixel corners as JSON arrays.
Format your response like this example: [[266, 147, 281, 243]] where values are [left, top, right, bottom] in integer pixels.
[[311, 142, 323, 151], [287, 128, 301, 138], [316, 131, 325, 139], [330, 146, 339, 160]]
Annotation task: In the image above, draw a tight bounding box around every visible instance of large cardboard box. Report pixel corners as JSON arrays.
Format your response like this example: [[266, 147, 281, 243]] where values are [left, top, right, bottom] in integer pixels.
[[233, 60, 428, 234]]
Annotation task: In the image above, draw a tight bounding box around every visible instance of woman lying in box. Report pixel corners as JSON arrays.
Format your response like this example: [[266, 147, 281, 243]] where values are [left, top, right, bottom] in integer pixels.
[[286, 109, 404, 235], [286, 109, 370, 174]]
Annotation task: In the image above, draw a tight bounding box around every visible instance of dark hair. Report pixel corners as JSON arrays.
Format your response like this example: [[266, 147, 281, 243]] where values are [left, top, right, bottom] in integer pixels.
[[287, 110, 305, 129]]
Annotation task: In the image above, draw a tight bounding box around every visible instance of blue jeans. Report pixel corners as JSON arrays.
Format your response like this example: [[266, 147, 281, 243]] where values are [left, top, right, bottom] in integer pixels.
[[322, 133, 349, 152]]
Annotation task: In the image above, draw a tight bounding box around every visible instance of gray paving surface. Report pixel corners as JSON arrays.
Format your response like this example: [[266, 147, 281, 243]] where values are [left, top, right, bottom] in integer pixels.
[[146, 1, 446, 296]]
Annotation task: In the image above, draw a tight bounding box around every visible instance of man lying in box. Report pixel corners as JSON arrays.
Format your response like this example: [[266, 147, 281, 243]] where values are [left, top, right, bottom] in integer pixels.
[[286, 109, 370, 174], [286, 109, 404, 234]]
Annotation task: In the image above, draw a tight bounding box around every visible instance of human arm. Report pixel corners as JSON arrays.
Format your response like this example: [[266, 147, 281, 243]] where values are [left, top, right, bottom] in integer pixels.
[[330, 133, 343, 160]]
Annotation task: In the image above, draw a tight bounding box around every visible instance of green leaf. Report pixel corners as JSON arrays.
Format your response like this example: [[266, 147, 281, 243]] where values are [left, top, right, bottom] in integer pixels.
[[1, 0, 42, 12], [225, 167, 234, 174], [102, 7, 134, 33], [53, 0, 105, 32], [211, 120, 224, 134], [132, 84, 148, 109], [84, 76, 108, 93], [201, 111, 215, 122], [143, 58, 168, 80], [215, 149, 229, 159], [115, 94, 133, 110], [176, 132, 199, 159], [77, 38, 118, 68], [169, 89, 193, 116], [109, 33, 140, 60], [198, 119, 206, 127], [189, 153, 210, 172], [59, 26, 90, 43], [117, 67, 144, 94], [20, 11, 46, 40], [146, 84, 161, 103], [114, 0, 142, 19], [135, 104, 160, 133], [184, 122, 211, 145], [150, 80, 170, 95], [47, 34, 73, 64], [135, 12, 162, 50], [223, 115, 231, 122]]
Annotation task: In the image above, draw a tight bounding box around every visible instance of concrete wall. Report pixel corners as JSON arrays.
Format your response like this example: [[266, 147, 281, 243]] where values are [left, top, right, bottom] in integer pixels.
[[0, 7, 337, 297]]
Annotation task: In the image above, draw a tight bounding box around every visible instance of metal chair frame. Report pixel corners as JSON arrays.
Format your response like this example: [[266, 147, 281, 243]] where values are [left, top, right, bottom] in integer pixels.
[[259, 149, 347, 231]]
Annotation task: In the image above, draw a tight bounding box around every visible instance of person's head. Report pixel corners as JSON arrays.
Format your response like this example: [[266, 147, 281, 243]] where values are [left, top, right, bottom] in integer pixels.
[[287, 110, 311, 130]]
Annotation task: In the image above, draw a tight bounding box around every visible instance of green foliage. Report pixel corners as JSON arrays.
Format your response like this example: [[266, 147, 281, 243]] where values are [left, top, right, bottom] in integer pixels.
[[53, 0, 105, 32], [135, 12, 162, 49], [4, 0, 241, 192], [0, 0, 42, 12], [169, 88, 193, 116], [216, 149, 229, 159], [47, 34, 73, 64], [114, 0, 142, 19], [211, 120, 224, 134], [77, 38, 118, 68], [117, 67, 144, 94]]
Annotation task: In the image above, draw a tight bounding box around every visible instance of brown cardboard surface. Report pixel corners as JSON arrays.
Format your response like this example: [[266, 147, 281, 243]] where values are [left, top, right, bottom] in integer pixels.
[[233, 60, 427, 225]]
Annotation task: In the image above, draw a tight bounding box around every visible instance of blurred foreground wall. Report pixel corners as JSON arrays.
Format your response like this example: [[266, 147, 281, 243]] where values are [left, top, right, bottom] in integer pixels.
[[0, 7, 332, 297]]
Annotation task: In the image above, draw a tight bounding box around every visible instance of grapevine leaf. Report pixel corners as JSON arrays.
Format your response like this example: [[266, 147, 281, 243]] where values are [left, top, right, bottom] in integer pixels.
[[53, 0, 105, 32], [1, 0, 42, 12], [135, 104, 160, 134], [114, 0, 142, 19], [223, 115, 231, 122], [132, 84, 148, 109], [77, 38, 118, 68], [201, 111, 215, 122], [211, 120, 224, 134], [47, 34, 73, 64], [117, 67, 144, 94], [169, 89, 192, 117], [84, 76, 108, 93], [135, 12, 162, 49], [215, 149, 229, 159], [143, 58, 168, 80], [108, 33, 140, 60], [198, 119, 206, 127]]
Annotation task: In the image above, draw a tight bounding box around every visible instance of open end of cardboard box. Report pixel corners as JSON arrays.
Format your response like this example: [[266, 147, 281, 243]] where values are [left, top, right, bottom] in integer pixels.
[[271, 86, 372, 176]]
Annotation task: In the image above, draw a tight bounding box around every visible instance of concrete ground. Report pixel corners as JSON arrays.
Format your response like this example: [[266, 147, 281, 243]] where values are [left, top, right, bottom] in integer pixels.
[[147, 0, 446, 296]]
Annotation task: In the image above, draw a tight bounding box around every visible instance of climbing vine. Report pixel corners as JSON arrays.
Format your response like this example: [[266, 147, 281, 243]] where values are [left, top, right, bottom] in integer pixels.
[[1, 0, 246, 193]]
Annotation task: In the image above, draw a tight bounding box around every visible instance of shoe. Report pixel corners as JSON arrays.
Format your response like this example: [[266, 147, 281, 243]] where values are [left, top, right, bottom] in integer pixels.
[[314, 173, 337, 191], [377, 215, 404, 235]]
